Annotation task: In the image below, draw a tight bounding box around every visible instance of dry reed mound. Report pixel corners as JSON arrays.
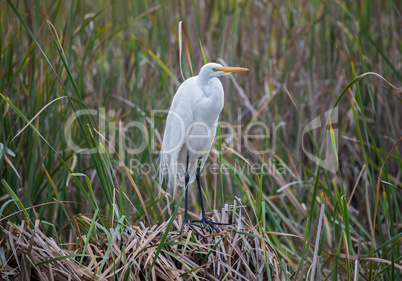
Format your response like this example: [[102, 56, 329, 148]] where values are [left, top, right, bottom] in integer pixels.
[[1, 205, 286, 280]]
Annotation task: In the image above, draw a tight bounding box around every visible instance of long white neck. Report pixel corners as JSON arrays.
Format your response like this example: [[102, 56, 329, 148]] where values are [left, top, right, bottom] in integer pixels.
[[197, 71, 212, 92]]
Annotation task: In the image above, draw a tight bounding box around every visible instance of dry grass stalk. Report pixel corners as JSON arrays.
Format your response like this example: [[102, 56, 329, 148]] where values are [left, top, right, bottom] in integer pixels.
[[0, 205, 286, 280]]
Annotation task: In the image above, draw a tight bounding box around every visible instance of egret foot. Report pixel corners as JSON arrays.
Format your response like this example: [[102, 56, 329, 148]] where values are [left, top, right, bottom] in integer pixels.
[[180, 219, 205, 237], [191, 217, 231, 234]]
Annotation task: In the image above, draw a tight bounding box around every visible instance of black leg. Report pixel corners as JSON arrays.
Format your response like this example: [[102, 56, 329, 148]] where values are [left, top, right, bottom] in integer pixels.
[[191, 157, 231, 235], [196, 157, 206, 218], [184, 152, 190, 221], [180, 152, 204, 237]]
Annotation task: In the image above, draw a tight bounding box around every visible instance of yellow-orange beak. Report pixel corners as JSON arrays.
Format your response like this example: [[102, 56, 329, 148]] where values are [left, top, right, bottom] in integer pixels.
[[216, 66, 249, 73]]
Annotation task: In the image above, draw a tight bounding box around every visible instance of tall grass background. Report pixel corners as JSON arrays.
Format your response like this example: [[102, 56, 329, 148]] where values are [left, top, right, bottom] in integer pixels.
[[0, 0, 401, 279]]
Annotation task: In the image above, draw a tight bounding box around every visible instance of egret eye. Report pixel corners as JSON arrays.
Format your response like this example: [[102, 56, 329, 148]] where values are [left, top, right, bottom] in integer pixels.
[[212, 68, 217, 72]]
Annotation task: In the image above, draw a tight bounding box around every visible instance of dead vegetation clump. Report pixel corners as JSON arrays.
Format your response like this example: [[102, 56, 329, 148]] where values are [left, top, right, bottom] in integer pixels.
[[1, 205, 286, 280]]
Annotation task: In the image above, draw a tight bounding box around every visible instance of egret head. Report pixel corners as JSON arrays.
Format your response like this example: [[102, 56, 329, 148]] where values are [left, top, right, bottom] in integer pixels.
[[199, 62, 248, 79]]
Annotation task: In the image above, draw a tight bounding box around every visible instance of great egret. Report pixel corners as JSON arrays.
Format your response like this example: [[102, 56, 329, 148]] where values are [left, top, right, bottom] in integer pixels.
[[159, 62, 248, 235]]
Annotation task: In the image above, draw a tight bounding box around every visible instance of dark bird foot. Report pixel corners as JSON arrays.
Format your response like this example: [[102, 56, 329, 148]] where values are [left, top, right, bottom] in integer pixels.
[[191, 217, 231, 234], [180, 219, 205, 237]]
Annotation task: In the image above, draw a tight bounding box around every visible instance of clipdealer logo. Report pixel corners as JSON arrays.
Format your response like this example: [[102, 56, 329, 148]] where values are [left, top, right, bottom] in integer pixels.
[[302, 107, 339, 173]]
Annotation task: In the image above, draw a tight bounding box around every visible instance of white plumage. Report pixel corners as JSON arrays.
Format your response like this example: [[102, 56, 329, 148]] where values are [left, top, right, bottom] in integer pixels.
[[159, 62, 248, 195]]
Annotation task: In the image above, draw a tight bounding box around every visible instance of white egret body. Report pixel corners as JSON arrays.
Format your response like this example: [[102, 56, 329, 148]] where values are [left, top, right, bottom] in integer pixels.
[[159, 62, 248, 235]]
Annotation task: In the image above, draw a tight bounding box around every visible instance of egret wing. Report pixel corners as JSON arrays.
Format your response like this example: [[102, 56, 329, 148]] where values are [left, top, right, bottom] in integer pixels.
[[159, 79, 199, 193]]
